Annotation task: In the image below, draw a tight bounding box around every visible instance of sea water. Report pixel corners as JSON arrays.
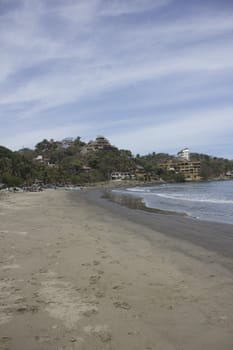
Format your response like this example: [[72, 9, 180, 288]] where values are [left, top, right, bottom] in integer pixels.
[[113, 180, 233, 225]]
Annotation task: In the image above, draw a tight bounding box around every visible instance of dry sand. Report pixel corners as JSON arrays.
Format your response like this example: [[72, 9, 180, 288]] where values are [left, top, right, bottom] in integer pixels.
[[0, 189, 232, 350]]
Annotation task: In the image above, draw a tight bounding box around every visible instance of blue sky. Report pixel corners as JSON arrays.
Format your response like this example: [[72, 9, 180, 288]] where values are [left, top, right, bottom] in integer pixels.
[[0, 0, 233, 158]]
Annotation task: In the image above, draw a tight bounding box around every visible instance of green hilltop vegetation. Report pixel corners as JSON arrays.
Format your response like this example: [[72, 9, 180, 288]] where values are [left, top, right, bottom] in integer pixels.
[[0, 136, 233, 187]]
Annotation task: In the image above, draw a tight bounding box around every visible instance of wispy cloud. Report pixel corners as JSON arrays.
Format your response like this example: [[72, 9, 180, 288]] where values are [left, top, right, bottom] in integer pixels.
[[99, 0, 171, 16], [1, 120, 96, 150], [109, 106, 233, 155], [0, 0, 233, 156]]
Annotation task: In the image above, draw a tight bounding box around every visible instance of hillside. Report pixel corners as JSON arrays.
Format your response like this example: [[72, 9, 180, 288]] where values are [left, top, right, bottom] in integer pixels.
[[0, 137, 233, 187], [0, 146, 35, 187]]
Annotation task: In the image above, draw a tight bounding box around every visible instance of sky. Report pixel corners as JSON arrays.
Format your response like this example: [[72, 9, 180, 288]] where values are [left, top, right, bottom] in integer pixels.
[[0, 0, 233, 158]]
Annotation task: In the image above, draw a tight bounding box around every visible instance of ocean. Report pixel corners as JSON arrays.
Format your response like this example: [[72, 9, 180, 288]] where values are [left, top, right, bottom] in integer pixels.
[[112, 180, 233, 225]]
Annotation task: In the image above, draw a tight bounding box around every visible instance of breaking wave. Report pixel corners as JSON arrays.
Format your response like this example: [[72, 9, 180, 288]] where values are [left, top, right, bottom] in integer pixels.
[[112, 180, 233, 224], [154, 193, 233, 204]]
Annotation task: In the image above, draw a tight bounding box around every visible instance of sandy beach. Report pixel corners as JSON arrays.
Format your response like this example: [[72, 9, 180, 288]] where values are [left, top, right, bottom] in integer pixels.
[[0, 189, 233, 350]]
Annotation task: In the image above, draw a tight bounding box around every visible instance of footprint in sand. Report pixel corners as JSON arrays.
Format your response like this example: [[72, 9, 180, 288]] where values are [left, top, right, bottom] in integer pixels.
[[112, 284, 123, 291], [89, 275, 101, 285], [39, 268, 48, 274], [83, 308, 98, 317], [95, 290, 105, 298], [109, 260, 120, 265], [101, 255, 111, 260], [0, 280, 25, 325], [84, 325, 112, 344], [40, 274, 98, 329], [16, 305, 39, 314], [34, 335, 50, 344], [113, 301, 131, 310], [0, 336, 11, 350]]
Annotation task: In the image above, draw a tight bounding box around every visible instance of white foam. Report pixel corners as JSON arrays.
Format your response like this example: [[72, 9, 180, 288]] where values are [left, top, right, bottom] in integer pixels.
[[154, 193, 233, 204]]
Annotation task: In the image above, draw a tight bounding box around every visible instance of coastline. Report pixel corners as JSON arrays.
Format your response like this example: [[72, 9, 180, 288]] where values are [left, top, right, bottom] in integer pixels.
[[79, 188, 233, 261], [102, 179, 233, 226], [103, 189, 189, 216], [0, 189, 233, 349]]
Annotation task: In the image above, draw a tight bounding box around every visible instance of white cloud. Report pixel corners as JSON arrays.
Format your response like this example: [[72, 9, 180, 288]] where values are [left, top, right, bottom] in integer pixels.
[[99, 0, 171, 16], [0, 0, 232, 156], [1, 4, 232, 111], [1, 122, 93, 150], [1, 35, 232, 119], [109, 107, 233, 155]]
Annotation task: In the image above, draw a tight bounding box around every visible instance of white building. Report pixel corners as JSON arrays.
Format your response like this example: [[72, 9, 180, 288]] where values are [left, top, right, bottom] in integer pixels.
[[177, 148, 190, 161], [111, 172, 134, 180]]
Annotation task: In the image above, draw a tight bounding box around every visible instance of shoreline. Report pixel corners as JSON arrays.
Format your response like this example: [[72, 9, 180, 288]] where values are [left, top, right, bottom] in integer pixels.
[[74, 188, 233, 262], [103, 189, 189, 217], [0, 189, 233, 349], [103, 180, 233, 226]]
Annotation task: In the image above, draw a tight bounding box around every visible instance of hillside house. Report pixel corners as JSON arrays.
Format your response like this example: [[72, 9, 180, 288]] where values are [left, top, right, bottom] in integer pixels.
[[81, 136, 115, 154]]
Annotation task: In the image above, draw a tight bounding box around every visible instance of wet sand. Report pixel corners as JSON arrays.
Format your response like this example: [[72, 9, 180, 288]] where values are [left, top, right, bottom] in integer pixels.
[[0, 189, 233, 349], [85, 189, 233, 261]]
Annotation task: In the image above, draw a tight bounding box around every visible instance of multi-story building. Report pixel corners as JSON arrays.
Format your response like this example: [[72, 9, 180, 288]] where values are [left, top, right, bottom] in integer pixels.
[[176, 160, 201, 180], [160, 149, 201, 181], [177, 148, 190, 161]]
